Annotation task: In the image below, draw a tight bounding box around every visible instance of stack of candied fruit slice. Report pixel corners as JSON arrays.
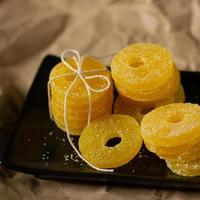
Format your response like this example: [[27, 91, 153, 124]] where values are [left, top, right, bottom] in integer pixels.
[[112, 43, 185, 123], [49, 56, 114, 135], [141, 103, 200, 176]]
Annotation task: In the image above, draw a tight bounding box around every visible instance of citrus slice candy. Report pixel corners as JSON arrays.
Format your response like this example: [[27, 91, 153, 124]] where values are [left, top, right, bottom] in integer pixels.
[[141, 103, 200, 147], [111, 43, 174, 92], [159, 140, 200, 162], [166, 159, 200, 177], [115, 66, 180, 101], [49, 56, 112, 104], [113, 85, 184, 123], [79, 114, 142, 168]]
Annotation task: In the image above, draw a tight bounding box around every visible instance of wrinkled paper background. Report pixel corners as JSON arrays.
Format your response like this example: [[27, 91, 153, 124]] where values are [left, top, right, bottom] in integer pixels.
[[0, 0, 200, 199]]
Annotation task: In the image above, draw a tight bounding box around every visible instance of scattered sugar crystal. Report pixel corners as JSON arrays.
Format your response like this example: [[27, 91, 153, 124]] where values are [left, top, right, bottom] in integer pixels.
[[64, 155, 69, 161], [49, 131, 53, 136], [27, 138, 31, 142]]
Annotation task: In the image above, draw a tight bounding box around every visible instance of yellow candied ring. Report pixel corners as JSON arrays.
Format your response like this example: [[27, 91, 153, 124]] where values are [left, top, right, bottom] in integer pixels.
[[115, 65, 180, 101], [145, 139, 200, 161], [144, 140, 195, 156], [116, 84, 185, 107], [79, 114, 143, 168], [52, 104, 112, 136], [114, 96, 152, 123], [111, 43, 174, 91], [114, 85, 185, 123], [51, 99, 112, 123], [141, 103, 200, 147], [51, 99, 113, 120], [50, 85, 113, 110], [158, 140, 200, 162], [166, 159, 200, 177], [49, 56, 113, 104]]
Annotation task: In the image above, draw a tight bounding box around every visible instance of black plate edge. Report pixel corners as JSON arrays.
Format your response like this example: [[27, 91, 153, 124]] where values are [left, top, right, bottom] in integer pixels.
[[3, 159, 200, 191]]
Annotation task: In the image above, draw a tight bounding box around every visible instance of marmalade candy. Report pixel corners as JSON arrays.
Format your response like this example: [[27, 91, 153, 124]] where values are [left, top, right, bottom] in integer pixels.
[[79, 114, 143, 168], [166, 159, 200, 177], [111, 43, 177, 101], [49, 56, 113, 134], [141, 103, 200, 147], [114, 85, 185, 123], [115, 65, 180, 101]]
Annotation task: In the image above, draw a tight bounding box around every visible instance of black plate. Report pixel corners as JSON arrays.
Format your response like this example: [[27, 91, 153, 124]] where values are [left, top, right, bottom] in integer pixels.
[[1, 55, 200, 190]]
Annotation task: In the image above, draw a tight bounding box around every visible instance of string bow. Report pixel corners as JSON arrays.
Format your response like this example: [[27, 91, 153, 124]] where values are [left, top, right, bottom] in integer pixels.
[[48, 50, 113, 172]]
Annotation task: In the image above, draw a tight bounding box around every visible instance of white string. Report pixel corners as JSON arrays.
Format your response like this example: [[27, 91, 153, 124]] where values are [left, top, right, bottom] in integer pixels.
[[48, 49, 114, 172]]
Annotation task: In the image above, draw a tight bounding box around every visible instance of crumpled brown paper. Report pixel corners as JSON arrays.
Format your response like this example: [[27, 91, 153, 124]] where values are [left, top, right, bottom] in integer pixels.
[[0, 0, 200, 199]]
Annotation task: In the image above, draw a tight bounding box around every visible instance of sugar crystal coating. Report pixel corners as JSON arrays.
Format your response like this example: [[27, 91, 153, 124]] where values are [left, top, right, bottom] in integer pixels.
[[114, 65, 180, 101], [114, 85, 185, 123], [141, 103, 200, 147], [159, 140, 200, 162], [166, 159, 200, 177], [79, 114, 143, 168], [111, 43, 178, 101], [49, 56, 114, 134]]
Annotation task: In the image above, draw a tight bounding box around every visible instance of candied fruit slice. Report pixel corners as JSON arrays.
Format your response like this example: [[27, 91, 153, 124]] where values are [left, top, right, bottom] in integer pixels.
[[114, 84, 184, 123], [141, 103, 200, 147], [111, 43, 174, 91], [159, 140, 200, 162], [114, 96, 155, 123], [144, 140, 195, 156], [79, 114, 143, 168], [52, 106, 112, 128], [50, 86, 113, 111], [166, 159, 200, 177], [49, 56, 113, 103], [49, 56, 114, 133], [115, 66, 180, 101], [51, 99, 113, 121]]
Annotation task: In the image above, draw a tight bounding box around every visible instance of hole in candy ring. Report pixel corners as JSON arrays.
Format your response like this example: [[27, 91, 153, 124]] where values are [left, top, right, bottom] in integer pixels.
[[105, 137, 121, 147], [167, 113, 183, 123], [129, 57, 145, 68]]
